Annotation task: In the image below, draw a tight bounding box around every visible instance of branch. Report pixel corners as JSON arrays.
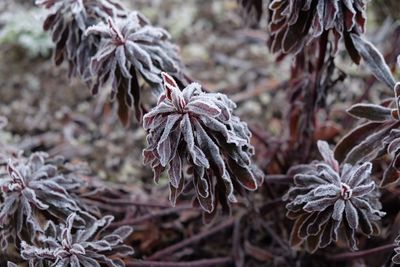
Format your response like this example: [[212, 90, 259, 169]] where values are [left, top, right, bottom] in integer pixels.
[[264, 174, 293, 184], [110, 204, 193, 227], [327, 243, 396, 261], [147, 218, 235, 260], [126, 257, 232, 267], [85, 195, 170, 208]]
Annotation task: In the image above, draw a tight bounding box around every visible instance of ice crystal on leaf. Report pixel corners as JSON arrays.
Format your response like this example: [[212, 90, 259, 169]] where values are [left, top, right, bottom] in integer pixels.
[[143, 73, 263, 219], [268, 0, 367, 63], [284, 141, 385, 253], [36, 0, 126, 78], [85, 13, 182, 125], [20, 213, 133, 267], [0, 152, 89, 251], [393, 235, 400, 264]]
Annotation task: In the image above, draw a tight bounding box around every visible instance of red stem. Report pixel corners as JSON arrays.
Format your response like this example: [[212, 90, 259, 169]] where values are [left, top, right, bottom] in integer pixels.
[[147, 218, 235, 260], [85, 196, 170, 208], [110, 204, 193, 227], [264, 174, 293, 184], [125, 257, 232, 267], [327, 243, 396, 261]]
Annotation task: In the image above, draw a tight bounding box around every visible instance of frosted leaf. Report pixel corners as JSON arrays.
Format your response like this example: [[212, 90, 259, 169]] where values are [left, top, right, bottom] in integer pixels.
[[20, 213, 133, 267], [85, 13, 183, 125], [268, 0, 368, 63], [143, 73, 263, 218], [285, 140, 385, 253], [0, 152, 90, 251], [36, 0, 126, 79]]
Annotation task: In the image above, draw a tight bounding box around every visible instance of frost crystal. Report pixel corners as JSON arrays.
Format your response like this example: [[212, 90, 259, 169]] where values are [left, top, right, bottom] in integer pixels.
[[21, 213, 133, 267], [85, 13, 182, 124], [143, 73, 263, 218], [284, 141, 385, 252]]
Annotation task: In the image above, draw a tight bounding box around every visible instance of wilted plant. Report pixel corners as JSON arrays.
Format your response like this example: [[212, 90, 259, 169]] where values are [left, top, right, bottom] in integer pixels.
[[85, 12, 182, 124], [143, 73, 262, 219], [284, 141, 385, 252], [20, 213, 133, 267]]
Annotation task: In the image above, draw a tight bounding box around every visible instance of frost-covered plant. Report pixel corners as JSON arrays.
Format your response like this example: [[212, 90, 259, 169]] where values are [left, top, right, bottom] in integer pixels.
[[36, 0, 125, 78], [20, 213, 133, 267], [37, 1, 184, 125], [393, 235, 400, 264], [268, 0, 367, 63], [334, 51, 400, 186], [143, 73, 263, 218], [85, 13, 182, 124], [284, 141, 385, 252], [0, 152, 88, 250]]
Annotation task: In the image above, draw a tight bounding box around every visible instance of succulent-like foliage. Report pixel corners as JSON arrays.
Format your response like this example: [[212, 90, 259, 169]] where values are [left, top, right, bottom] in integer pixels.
[[0, 152, 88, 250], [37, 0, 184, 125], [268, 0, 367, 63], [333, 50, 400, 185], [85, 13, 182, 125], [284, 141, 385, 252], [336, 85, 400, 186], [393, 235, 400, 264], [143, 73, 262, 218], [36, 0, 125, 78], [20, 213, 133, 267]]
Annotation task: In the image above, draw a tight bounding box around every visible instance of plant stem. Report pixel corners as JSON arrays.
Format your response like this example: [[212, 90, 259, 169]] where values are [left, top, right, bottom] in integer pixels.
[[327, 243, 396, 261], [125, 257, 232, 267], [110, 204, 193, 227], [85, 196, 170, 208], [264, 174, 293, 184], [147, 218, 235, 260]]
